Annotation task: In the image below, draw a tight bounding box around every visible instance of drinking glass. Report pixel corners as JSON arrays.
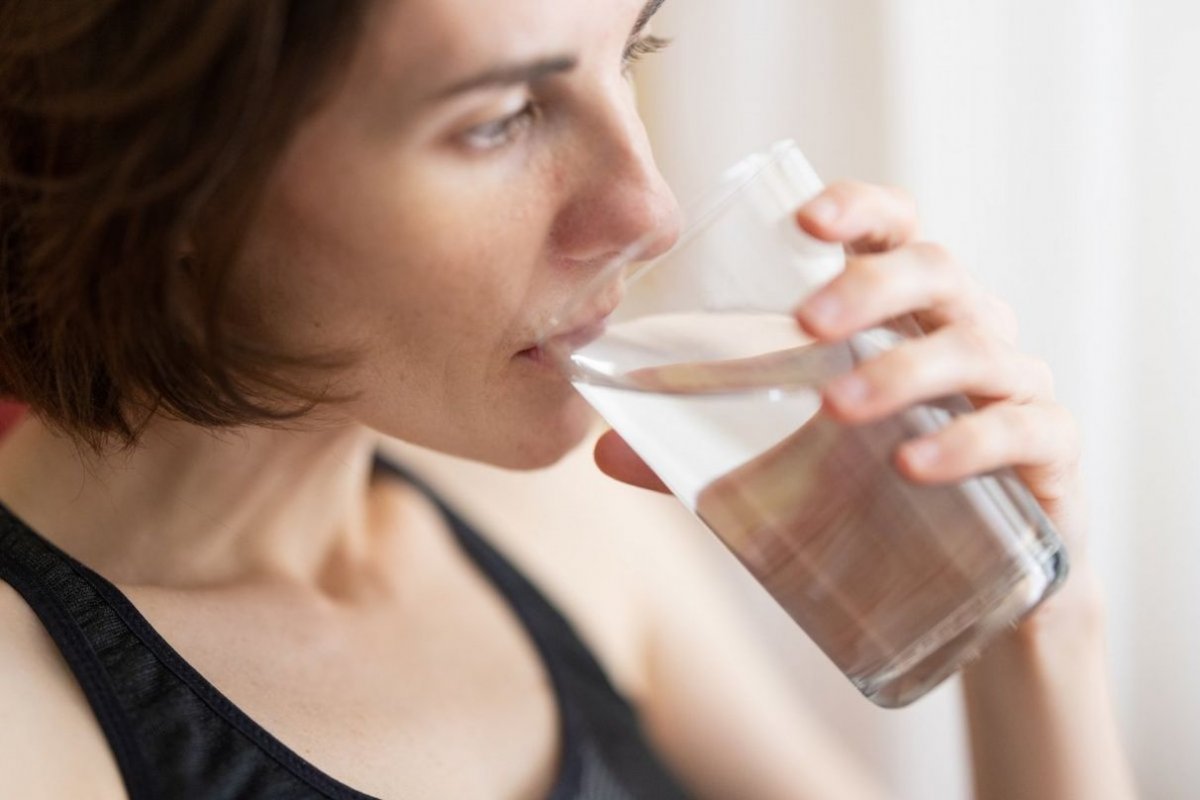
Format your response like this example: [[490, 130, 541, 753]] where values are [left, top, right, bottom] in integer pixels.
[[537, 140, 1068, 707]]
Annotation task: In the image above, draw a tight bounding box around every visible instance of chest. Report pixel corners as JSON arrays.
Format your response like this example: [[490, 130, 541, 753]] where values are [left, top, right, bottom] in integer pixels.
[[121, 549, 564, 800], [49, 452, 661, 799]]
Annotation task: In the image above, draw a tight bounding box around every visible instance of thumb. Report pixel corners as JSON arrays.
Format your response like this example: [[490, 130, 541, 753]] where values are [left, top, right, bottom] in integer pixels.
[[594, 429, 670, 494]]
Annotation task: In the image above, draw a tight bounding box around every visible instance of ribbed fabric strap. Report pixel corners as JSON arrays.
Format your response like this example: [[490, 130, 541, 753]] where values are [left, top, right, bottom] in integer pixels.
[[0, 527, 156, 799]]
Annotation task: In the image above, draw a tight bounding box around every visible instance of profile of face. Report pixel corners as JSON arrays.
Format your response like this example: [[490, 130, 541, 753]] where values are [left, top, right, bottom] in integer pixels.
[[231, 0, 681, 469]]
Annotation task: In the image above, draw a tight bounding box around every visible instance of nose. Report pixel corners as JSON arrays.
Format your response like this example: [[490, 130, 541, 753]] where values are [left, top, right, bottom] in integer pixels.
[[550, 108, 682, 268]]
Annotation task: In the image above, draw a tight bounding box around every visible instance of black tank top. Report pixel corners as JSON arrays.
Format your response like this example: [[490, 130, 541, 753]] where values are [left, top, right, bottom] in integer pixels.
[[0, 453, 694, 800]]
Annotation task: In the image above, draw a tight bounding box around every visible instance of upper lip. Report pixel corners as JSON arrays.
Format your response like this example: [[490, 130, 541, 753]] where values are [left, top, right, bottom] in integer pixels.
[[521, 282, 624, 354], [549, 312, 611, 350], [520, 304, 619, 357]]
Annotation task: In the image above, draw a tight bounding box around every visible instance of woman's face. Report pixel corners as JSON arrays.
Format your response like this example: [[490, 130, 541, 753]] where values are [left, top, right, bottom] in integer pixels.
[[236, 0, 680, 468]]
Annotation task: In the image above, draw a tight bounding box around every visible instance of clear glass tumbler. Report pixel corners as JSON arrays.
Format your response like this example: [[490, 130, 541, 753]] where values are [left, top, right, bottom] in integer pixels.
[[537, 140, 1068, 707]]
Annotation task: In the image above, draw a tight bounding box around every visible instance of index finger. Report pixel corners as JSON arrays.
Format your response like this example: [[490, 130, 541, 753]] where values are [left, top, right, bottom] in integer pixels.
[[594, 429, 670, 494], [796, 181, 920, 254]]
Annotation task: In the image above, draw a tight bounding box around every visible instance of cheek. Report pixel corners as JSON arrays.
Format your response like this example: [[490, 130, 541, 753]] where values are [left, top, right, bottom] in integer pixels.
[[242, 138, 588, 464], [236, 173, 521, 357]]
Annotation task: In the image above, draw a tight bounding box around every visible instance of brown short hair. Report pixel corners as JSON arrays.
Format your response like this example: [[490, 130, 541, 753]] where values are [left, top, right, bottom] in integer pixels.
[[0, 0, 371, 450]]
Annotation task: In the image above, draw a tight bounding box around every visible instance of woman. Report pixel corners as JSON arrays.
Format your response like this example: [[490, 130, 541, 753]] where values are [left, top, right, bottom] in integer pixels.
[[0, 1, 1136, 798]]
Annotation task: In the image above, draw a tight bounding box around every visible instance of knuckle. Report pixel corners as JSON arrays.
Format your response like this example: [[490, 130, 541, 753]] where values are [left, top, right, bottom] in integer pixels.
[[1005, 354, 1055, 404], [952, 321, 1004, 365], [844, 254, 891, 293], [883, 183, 916, 209], [987, 295, 1021, 341], [910, 240, 955, 269], [831, 181, 915, 216], [1030, 357, 1057, 399], [911, 242, 970, 298], [1030, 419, 1080, 493], [875, 344, 927, 392], [1006, 403, 1042, 442], [826, 179, 871, 204], [942, 412, 999, 463], [883, 184, 920, 229], [943, 401, 1080, 479], [1029, 460, 1075, 501], [985, 404, 1033, 456]]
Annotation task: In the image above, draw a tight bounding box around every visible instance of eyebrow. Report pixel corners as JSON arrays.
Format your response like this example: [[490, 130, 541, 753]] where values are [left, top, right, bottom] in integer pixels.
[[630, 0, 668, 40], [431, 0, 669, 100]]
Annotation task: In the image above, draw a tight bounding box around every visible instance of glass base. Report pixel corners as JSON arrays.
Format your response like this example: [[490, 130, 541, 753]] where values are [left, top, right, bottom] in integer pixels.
[[854, 548, 1069, 708]]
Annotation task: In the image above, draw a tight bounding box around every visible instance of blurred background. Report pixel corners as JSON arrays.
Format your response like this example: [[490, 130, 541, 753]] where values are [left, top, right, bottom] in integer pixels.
[[636, 1, 1199, 797]]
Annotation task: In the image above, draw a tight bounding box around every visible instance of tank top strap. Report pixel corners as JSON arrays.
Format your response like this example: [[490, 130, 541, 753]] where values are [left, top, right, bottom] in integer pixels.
[[0, 506, 156, 800], [369, 453, 692, 800], [371, 452, 634, 705], [0, 501, 378, 800]]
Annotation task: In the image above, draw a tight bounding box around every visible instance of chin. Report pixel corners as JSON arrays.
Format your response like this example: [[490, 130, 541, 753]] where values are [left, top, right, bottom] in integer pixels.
[[373, 389, 598, 472], [485, 393, 599, 470]]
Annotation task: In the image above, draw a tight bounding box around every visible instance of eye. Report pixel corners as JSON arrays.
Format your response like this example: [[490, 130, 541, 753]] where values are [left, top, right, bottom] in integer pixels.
[[622, 34, 673, 76], [461, 100, 541, 152]]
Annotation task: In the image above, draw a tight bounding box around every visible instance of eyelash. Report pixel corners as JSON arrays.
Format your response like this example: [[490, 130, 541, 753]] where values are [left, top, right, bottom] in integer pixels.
[[461, 100, 541, 152], [460, 34, 674, 153], [622, 34, 673, 76]]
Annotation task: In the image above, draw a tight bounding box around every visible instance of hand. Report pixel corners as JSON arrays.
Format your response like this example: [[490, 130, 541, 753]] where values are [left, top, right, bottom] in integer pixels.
[[595, 180, 1096, 630], [795, 182, 1086, 549]]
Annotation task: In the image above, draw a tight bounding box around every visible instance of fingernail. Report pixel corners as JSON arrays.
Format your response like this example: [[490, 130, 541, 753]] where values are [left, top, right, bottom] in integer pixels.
[[826, 373, 870, 407], [904, 440, 941, 470], [801, 293, 841, 329], [804, 196, 841, 226]]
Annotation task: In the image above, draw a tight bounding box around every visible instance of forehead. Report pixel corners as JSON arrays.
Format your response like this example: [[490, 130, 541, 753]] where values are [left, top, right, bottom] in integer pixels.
[[359, 0, 644, 87]]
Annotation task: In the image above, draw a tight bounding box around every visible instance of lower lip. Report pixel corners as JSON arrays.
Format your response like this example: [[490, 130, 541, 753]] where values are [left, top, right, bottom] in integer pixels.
[[517, 346, 550, 366]]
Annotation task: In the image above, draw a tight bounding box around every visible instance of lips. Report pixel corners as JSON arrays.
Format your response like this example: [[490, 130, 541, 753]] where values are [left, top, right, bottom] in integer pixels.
[[517, 309, 613, 364], [518, 279, 625, 362], [549, 312, 612, 349]]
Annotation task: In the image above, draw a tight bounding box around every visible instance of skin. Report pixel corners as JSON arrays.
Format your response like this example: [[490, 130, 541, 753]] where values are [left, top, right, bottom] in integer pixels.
[[0, 0, 1136, 798]]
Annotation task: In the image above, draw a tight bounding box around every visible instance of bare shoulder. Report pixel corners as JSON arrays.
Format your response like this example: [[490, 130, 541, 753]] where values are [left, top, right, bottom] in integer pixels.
[[377, 432, 719, 701], [0, 582, 127, 798]]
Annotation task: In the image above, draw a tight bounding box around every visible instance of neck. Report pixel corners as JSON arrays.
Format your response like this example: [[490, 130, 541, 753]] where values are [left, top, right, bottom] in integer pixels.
[[0, 414, 386, 590]]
